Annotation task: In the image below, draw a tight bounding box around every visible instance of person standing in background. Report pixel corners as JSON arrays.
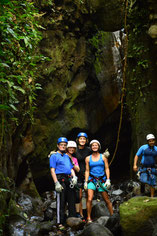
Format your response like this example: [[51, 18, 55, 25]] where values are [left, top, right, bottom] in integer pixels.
[[133, 134, 157, 197], [66, 141, 80, 217], [75, 132, 91, 219]]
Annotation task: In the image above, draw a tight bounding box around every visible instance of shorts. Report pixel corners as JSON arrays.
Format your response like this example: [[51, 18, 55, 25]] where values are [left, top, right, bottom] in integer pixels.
[[140, 167, 156, 186], [88, 182, 108, 192]]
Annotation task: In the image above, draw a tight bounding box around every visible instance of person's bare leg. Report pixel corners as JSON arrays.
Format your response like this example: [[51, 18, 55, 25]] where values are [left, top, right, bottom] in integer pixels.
[[101, 191, 113, 215], [150, 186, 155, 197], [79, 188, 83, 217], [87, 189, 94, 220], [76, 203, 79, 213]]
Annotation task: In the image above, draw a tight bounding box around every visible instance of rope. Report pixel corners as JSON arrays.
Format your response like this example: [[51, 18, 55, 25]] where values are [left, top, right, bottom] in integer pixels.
[[109, 0, 128, 166]]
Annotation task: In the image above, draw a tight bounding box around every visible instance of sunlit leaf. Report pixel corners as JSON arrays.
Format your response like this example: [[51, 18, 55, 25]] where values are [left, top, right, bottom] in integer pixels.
[[9, 104, 18, 111], [6, 27, 17, 39], [13, 86, 26, 94], [0, 188, 10, 192], [0, 63, 10, 68], [0, 104, 10, 110], [23, 213, 28, 219]]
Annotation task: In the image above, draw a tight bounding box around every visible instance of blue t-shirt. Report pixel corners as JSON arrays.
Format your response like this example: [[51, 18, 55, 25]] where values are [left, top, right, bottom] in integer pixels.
[[136, 144, 157, 167], [88, 154, 106, 181], [49, 152, 73, 175]]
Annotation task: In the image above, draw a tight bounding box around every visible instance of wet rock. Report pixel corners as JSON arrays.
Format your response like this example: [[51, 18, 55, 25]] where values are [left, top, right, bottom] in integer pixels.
[[105, 213, 121, 236], [30, 216, 44, 222], [43, 191, 56, 201], [17, 193, 44, 217], [50, 201, 56, 209], [42, 193, 56, 220], [37, 221, 55, 235], [79, 222, 113, 236], [95, 216, 110, 226], [127, 181, 140, 191], [91, 201, 110, 219], [66, 217, 85, 230], [118, 180, 139, 195], [24, 221, 40, 235], [44, 205, 56, 221], [8, 215, 26, 236], [112, 189, 123, 196], [17, 194, 33, 214], [111, 196, 123, 213]]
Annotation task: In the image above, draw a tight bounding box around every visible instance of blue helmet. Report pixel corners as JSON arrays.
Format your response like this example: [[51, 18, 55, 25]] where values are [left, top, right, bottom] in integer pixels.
[[57, 137, 68, 144], [77, 132, 88, 139]]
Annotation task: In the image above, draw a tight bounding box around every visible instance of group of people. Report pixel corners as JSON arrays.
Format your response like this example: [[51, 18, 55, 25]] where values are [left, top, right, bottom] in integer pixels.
[[49, 132, 113, 229], [49, 132, 157, 229]]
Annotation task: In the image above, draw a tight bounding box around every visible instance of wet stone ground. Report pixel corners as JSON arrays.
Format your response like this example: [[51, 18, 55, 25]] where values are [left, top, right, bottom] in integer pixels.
[[8, 179, 152, 236]]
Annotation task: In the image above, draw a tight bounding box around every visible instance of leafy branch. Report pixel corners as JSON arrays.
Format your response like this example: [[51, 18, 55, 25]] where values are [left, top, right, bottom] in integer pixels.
[[0, 0, 46, 149]]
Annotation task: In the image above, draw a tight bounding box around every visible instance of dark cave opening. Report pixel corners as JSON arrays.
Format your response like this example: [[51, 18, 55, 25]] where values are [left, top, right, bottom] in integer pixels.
[[67, 105, 132, 185]]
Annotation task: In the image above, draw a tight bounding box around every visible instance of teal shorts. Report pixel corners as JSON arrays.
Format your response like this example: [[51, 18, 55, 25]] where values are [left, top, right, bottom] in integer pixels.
[[87, 182, 108, 192]]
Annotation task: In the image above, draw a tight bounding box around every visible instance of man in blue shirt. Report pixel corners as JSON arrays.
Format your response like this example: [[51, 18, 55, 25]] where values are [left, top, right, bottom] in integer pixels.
[[133, 134, 157, 197], [49, 137, 77, 228]]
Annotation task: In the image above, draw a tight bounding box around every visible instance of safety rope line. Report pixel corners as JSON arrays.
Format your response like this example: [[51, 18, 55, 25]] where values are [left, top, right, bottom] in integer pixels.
[[109, 0, 128, 166]]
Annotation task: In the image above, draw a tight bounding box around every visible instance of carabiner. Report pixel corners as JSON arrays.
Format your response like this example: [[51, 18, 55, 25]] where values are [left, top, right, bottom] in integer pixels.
[[96, 183, 100, 189], [70, 181, 74, 188]]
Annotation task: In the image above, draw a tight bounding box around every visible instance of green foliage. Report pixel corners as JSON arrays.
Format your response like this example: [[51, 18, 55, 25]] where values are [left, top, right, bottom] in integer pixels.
[[89, 31, 110, 50], [126, 0, 151, 112], [127, 1, 149, 69], [89, 31, 111, 74], [0, 0, 45, 149]]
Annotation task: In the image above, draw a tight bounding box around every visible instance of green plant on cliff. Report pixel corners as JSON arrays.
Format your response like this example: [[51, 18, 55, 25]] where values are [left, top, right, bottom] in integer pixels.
[[126, 0, 151, 112], [89, 31, 111, 74], [0, 0, 46, 150]]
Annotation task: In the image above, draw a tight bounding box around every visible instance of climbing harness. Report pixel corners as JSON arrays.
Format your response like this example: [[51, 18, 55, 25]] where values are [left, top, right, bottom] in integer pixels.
[[88, 174, 107, 191], [138, 166, 157, 186], [140, 167, 157, 177], [57, 174, 74, 188]]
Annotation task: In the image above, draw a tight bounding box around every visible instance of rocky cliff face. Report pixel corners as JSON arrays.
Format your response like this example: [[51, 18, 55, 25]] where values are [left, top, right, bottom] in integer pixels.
[[126, 0, 157, 164], [1, 0, 157, 233], [1, 0, 157, 195], [28, 0, 127, 191]]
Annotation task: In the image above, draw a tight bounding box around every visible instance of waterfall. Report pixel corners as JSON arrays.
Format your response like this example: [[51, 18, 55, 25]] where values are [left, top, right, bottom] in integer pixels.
[[112, 30, 124, 92]]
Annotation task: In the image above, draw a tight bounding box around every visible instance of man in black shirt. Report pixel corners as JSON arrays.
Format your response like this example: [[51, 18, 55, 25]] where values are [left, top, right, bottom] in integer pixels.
[[75, 132, 91, 219]]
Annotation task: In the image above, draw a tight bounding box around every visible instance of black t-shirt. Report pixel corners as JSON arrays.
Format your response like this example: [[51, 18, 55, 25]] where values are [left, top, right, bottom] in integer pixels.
[[76, 146, 91, 175]]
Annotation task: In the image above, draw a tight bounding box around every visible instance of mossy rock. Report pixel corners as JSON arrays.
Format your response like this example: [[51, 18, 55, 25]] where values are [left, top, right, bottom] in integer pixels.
[[0, 192, 8, 232], [87, 0, 124, 31], [120, 196, 157, 236], [8, 199, 22, 217]]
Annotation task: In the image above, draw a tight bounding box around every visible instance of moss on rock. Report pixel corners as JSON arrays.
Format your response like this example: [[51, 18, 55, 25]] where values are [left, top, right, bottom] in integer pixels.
[[120, 196, 157, 236], [0, 192, 8, 232]]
